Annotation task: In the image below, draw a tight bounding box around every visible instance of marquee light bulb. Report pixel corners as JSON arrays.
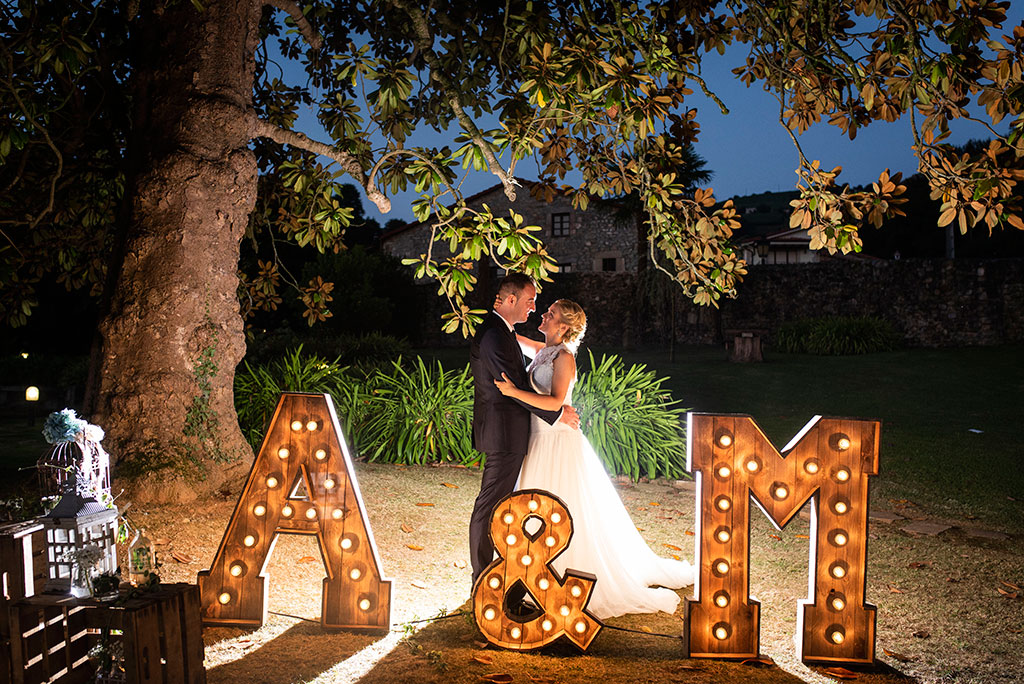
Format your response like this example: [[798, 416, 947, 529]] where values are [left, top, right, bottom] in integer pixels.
[[570, 585, 582, 598], [834, 532, 848, 546], [718, 465, 731, 478], [538, 578, 550, 591], [324, 478, 335, 489], [716, 497, 731, 511], [718, 434, 733, 448], [341, 537, 352, 550], [349, 568, 361, 580], [832, 565, 846, 579], [542, 619, 553, 631], [805, 460, 820, 474], [484, 608, 496, 621], [277, 447, 289, 459], [510, 627, 522, 639], [527, 500, 539, 511], [717, 529, 731, 543], [521, 554, 532, 566], [306, 420, 318, 431], [545, 536, 556, 547], [505, 534, 517, 546], [488, 576, 501, 589], [550, 512, 562, 524], [714, 626, 729, 640], [266, 476, 278, 488], [774, 486, 789, 499], [746, 459, 759, 473], [229, 564, 243, 577], [836, 468, 851, 482], [831, 630, 845, 644], [315, 449, 327, 460], [306, 507, 317, 519], [253, 504, 266, 517], [715, 593, 729, 608], [832, 597, 845, 611], [218, 592, 231, 605], [503, 513, 515, 524], [243, 535, 256, 547], [359, 599, 371, 611], [835, 501, 848, 514], [290, 420, 302, 432], [837, 437, 851, 451], [716, 561, 729, 575], [559, 605, 570, 617], [281, 505, 293, 517], [332, 508, 343, 519], [575, 621, 587, 634]]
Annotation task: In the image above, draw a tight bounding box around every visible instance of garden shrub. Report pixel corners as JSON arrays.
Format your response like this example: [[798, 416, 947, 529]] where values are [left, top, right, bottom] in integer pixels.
[[235, 349, 690, 481], [573, 352, 689, 481], [774, 316, 901, 355]]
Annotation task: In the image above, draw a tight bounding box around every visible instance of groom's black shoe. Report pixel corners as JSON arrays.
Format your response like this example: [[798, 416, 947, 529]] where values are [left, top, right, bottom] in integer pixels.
[[506, 599, 543, 621]]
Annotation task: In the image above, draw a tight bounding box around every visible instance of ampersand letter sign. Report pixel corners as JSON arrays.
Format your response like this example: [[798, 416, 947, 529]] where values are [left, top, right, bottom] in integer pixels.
[[473, 489, 603, 650], [685, 413, 879, 664], [198, 392, 391, 632]]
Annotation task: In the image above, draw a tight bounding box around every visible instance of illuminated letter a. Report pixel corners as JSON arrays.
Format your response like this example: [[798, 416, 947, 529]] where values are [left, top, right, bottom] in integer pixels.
[[198, 392, 391, 631]]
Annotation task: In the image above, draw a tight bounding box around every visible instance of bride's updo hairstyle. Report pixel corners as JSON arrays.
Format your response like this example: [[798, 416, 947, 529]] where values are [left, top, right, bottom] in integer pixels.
[[554, 299, 587, 354]]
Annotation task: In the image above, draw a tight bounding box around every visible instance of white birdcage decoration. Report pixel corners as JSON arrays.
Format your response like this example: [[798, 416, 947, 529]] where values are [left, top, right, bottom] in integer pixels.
[[42, 488, 119, 595], [37, 428, 112, 503]]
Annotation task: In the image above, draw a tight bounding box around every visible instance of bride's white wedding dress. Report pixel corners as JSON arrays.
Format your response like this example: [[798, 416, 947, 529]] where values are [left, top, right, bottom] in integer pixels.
[[516, 344, 693, 619]]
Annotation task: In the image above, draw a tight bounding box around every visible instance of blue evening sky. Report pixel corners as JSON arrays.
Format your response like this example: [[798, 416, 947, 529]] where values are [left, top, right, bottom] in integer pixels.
[[283, 9, 1022, 225]]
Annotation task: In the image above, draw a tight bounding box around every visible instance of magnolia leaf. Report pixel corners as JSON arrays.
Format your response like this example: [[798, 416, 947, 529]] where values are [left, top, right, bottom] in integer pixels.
[[297, 555, 317, 563], [401, 523, 413, 533], [883, 648, 916, 663], [471, 654, 494, 665], [442, 482, 460, 488], [821, 666, 859, 680], [912, 630, 931, 639], [410, 580, 429, 589], [416, 502, 435, 507], [406, 544, 424, 551]]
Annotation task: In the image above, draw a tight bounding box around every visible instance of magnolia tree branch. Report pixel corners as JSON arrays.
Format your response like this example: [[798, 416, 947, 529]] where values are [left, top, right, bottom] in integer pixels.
[[248, 113, 392, 213], [387, 0, 519, 202], [265, 0, 323, 51]]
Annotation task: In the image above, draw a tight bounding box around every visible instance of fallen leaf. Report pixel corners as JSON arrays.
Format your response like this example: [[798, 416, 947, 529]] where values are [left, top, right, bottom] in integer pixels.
[[416, 503, 435, 507], [684, 530, 694, 536], [1002, 580, 1023, 592], [663, 543, 682, 551], [768, 534, 782, 541], [946, 577, 959, 583], [907, 561, 931, 569], [649, 502, 661, 506], [912, 630, 930, 639], [1009, 628, 1023, 634], [639, 626, 653, 633], [821, 666, 859, 680], [480, 675, 513, 684], [889, 586, 904, 594], [670, 664, 700, 672], [406, 544, 424, 551], [795, 534, 810, 539], [529, 677, 557, 684], [473, 641, 490, 649], [297, 555, 317, 563], [635, 527, 644, 532], [996, 587, 1019, 599], [672, 554, 680, 561], [741, 656, 775, 667], [471, 654, 494, 665], [454, 560, 467, 569], [883, 648, 916, 663], [170, 551, 195, 564], [411, 580, 428, 589], [154, 537, 170, 546], [401, 523, 413, 533], [442, 482, 460, 489]]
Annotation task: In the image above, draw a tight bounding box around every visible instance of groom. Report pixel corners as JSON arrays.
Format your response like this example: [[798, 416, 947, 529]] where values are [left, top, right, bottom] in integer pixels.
[[468, 272, 579, 587]]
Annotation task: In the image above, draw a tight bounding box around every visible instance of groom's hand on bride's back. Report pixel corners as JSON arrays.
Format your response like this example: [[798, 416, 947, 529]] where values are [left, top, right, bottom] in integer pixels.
[[558, 405, 580, 430]]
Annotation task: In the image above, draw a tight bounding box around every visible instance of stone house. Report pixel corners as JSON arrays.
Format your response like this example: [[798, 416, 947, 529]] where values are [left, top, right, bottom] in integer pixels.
[[380, 183, 641, 277]]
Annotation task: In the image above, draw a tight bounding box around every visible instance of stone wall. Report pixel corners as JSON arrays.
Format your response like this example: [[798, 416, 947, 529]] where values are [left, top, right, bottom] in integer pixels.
[[411, 258, 1024, 349]]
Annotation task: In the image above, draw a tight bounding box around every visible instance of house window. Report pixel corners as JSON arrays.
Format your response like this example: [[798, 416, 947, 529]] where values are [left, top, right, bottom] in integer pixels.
[[602, 257, 617, 272], [551, 213, 570, 237], [556, 261, 573, 274]]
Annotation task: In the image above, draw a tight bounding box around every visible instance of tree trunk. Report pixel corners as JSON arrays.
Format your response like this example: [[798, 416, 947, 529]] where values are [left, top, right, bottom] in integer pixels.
[[94, 0, 261, 502]]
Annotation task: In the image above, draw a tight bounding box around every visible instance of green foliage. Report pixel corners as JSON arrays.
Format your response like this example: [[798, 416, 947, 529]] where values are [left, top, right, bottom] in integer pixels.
[[234, 349, 688, 479], [245, 331, 412, 370], [774, 316, 902, 355], [574, 352, 689, 481], [359, 357, 474, 465], [234, 346, 362, 449]]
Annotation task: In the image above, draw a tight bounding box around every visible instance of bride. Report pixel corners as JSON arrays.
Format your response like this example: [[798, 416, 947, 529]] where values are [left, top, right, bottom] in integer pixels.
[[494, 299, 693, 620]]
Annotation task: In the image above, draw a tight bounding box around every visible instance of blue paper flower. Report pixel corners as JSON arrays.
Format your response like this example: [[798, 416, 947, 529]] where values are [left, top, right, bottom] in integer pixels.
[[42, 408, 87, 444]]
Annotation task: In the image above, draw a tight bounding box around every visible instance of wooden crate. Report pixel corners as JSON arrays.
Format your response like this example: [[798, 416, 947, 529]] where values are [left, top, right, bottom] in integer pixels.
[[1, 520, 47, 684], [6, 583, 206, 684]]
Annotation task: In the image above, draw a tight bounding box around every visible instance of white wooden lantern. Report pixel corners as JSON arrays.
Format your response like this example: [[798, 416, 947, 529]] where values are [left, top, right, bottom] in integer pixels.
[[42, 491, 118, 594]]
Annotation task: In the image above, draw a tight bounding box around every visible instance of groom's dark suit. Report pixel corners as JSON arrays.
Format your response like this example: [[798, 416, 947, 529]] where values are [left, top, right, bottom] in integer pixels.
[[469, 310, 560, 583]]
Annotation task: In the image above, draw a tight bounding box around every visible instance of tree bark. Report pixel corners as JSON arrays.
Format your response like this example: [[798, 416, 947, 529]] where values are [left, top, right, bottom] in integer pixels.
[[94, 0, 261, 502]]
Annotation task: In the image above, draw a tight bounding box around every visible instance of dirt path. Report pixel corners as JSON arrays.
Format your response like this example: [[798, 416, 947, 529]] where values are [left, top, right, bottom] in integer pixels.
[[135, 463, 1023, 684]]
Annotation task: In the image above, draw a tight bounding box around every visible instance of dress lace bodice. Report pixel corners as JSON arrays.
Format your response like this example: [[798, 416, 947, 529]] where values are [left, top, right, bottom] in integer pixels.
[[527, 343, 575, 402]]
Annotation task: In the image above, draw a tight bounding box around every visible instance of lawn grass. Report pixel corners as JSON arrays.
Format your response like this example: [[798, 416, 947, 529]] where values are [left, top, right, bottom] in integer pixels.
[[421, 343, 1024, 532]]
